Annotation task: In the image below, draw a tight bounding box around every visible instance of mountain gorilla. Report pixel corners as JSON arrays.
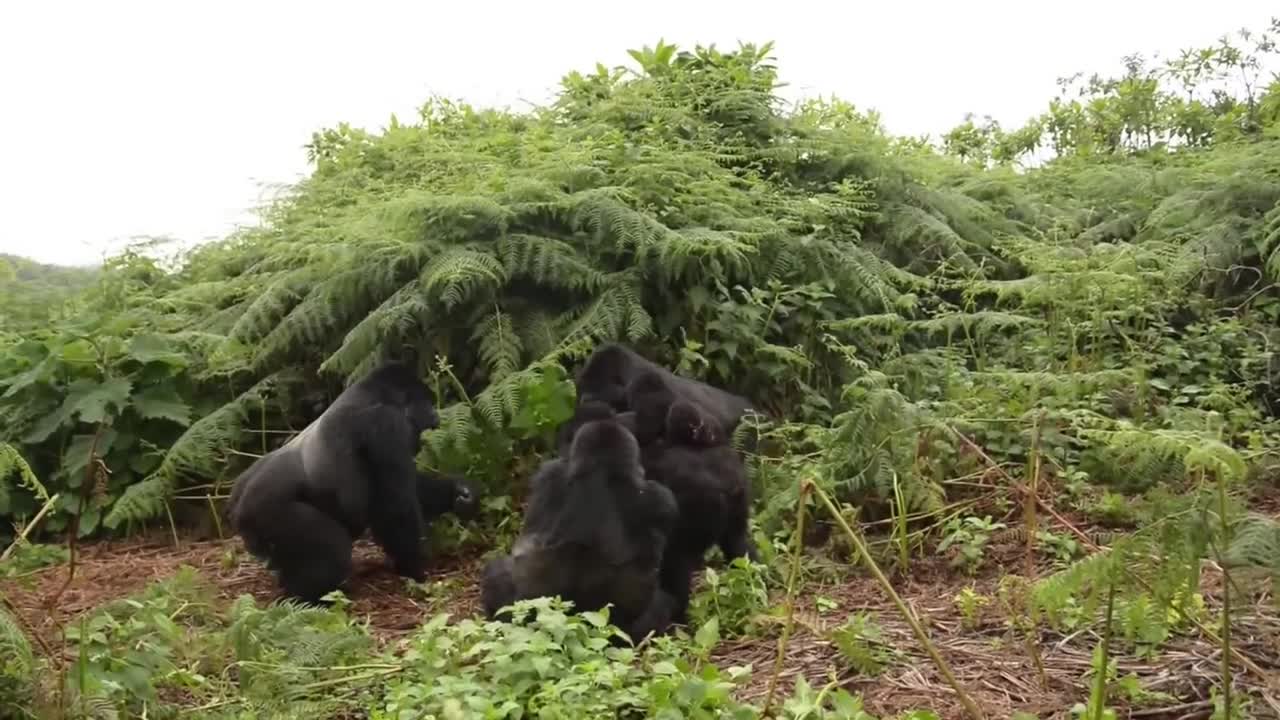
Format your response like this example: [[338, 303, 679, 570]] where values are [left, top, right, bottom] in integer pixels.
[[553, 399, 636, 455], [480, 418, 679, 643], [627, 372, 758, 622], [228, 362, 477, 603], [574, 343, 759, 445]]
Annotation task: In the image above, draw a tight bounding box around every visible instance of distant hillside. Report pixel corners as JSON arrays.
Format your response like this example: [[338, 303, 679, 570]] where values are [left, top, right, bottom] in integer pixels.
[[0, 253, 99, 288], [0, 253, 99, 326]]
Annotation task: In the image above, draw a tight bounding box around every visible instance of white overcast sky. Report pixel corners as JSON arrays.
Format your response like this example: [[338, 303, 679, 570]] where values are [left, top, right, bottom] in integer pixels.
[[0, 1, 1273, 267]]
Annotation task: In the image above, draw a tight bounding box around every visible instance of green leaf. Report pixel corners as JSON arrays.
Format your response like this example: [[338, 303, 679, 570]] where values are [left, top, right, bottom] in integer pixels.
[[76, 505, 102, 537], [0, 358, 51, 399], [127, 334, 189, 367], [60, 430, 118, 485], [694, 618, 720, 652], [22, 404, 76, 444], [69, 377, 133, 424], [132, 384, 193, 426], [57, 339, 97, 365]]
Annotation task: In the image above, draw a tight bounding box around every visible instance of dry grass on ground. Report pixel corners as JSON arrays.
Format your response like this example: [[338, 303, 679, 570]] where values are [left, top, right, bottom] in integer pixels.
[[2, 530, 1278, 719]]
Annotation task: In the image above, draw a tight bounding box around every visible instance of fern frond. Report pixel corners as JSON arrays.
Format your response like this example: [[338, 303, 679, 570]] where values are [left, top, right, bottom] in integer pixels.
[[1222, 513, 1280, 584], [472, 308, 523, 383], [419, 247, 507, 310], [321, 280, 428, 376], [496, 234, 607, 293], [884, 204, 980, 272], [105, 372, 292, 527], [227, 268, 320, 344], [0, 442, 47, 503]]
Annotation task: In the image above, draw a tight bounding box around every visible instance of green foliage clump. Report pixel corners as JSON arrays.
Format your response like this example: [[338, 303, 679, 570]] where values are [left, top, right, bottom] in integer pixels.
[[0, 603, 38, 719], [687, 556, 771, 638], [376, 597, 752, 719]]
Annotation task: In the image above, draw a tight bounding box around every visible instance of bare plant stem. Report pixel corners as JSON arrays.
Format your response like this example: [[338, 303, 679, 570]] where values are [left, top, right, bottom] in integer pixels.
[[761, 478, 809, 717], [0, 491, 61, 562], [1214, 468, 1234, 716], [1092, 579, 1116, 720], [48, 425, 104, 608], [808, 481, 985, 720], [1024, 411, 1044, 578]]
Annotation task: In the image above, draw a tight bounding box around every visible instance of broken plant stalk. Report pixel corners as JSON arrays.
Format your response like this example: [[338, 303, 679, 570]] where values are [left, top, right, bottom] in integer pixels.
[[807, 480, 985, 720]]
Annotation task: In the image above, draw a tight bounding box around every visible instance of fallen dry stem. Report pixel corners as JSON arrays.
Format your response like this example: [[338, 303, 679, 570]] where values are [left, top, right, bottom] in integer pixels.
[[807, 480, 986, 720]]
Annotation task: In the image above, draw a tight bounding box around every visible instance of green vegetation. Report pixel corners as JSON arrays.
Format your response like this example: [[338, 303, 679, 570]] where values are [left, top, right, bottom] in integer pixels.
[[3, 18, 1280, 719], [0, 254, 98, 331]]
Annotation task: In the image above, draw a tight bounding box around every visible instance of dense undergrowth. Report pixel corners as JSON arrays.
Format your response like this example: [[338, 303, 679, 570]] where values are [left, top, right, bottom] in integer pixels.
[[3, 19, 1280, 720]]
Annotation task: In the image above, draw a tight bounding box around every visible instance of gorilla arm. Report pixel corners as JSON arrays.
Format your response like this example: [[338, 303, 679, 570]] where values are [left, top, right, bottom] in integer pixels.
[[360, 407, 429, 580], [416, 472, 477, 521]]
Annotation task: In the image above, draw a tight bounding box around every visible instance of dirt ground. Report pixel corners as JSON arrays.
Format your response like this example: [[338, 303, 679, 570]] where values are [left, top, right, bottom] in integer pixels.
[[2, 530, 1278, 719]]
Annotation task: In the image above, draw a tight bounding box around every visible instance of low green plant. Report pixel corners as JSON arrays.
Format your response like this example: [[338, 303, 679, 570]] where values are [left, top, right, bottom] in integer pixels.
[[952, 586, 989, 630], [1036, 530, 1085, 566], [830, 612, 893, 677], [687, 556, 770, 638], [373, 597, 757, 719], [937, 516, 1006, 574], [1090, 491, 1138, 527], [0, 542, 68, 577], [63, 567, 222, 716]]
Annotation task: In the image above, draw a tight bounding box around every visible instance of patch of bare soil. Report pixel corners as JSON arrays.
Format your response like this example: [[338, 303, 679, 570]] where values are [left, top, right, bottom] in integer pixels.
[[0, 532, 483, 655], [3, 528, 1278, 719]]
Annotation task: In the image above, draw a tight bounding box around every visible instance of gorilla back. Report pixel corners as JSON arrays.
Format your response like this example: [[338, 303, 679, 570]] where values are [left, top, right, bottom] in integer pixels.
[[480, 418, 680, 642], [229, 361, 445, 602], [640, 399, 757, 621], [575, 343, 759, 440]]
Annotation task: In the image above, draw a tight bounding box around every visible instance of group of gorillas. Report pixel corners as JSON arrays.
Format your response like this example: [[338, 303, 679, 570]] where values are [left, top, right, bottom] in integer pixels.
[[227, 343, 759, 643]]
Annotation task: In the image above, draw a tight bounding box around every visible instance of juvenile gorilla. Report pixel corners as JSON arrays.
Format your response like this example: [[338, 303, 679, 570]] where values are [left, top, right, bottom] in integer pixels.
[[479, 418, 679, 642], [228, 362, 475, 603], [574, 343, 758, 441], [628, 373, 757, 622]]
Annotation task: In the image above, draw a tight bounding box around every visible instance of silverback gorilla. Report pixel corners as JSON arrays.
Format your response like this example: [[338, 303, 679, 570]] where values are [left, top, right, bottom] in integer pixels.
[[479, 417, 679, 642], [627, 372, 758, 622], [228, 362, 476, 602]]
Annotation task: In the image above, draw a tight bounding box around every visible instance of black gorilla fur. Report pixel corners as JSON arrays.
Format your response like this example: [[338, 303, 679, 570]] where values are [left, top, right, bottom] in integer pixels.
[[627, 372, 757, 622], [228, 362, 477, 602], [553, 399, 636, 454], [574, 343, 758, 442], [479, 417, 680, 642]]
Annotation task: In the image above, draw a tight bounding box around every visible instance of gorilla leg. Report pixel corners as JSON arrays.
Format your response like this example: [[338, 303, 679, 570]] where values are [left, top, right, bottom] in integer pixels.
[[480, 556, 517, 619], [624, 588, 676, 643], [266, 501, 354, 603], [659, 550, 701, 624], [718, 493, 758, 562], [369, 504, 427, 581]]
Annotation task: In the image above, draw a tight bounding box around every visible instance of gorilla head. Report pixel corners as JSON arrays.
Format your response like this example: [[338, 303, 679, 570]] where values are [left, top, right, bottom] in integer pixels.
[[568, 419, 642, 484], [664, 399, 727, 448], [417, 472, 479, 522], [557, 399, 638, 456], [573, 343, 636, 412], [625, 370, 676, 445], [556, 399, 619, 455], [370, 363, 440, 436]]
